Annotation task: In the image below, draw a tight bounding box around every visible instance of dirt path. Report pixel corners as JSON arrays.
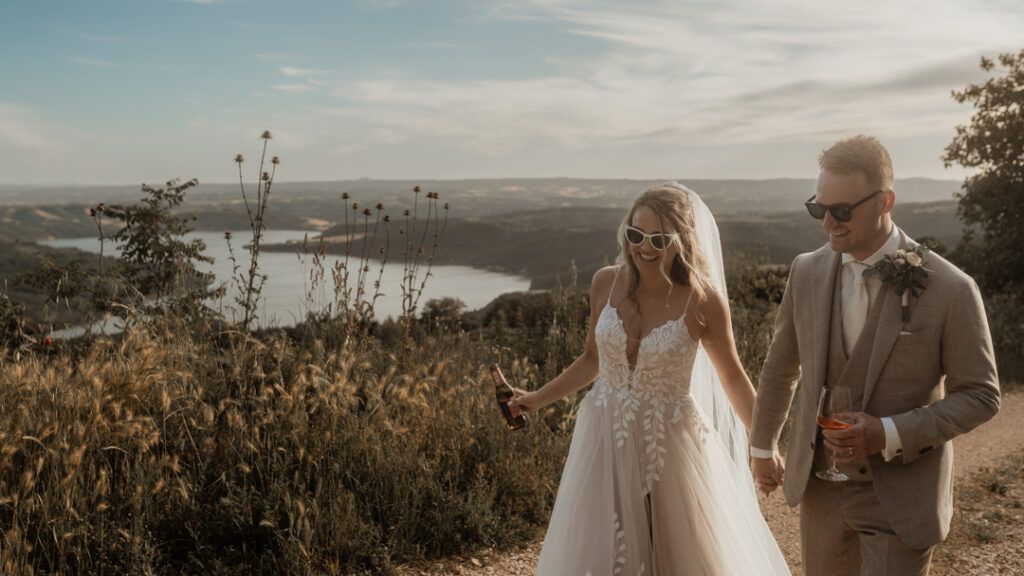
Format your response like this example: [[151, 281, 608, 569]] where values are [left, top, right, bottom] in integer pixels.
[[397, 388, 1024, 576]]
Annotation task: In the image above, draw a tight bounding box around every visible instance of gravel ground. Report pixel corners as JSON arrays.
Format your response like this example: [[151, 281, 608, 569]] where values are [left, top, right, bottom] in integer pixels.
[[396, 388, 1024, 576]]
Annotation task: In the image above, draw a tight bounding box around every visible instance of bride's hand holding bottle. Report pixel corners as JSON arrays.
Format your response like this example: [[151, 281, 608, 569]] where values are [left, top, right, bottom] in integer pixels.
[[508, 389, 542, 413]]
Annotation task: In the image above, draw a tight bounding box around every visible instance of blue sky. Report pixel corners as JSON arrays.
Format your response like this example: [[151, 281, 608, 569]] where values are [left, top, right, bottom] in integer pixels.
[[2, 0, 1022, 185]]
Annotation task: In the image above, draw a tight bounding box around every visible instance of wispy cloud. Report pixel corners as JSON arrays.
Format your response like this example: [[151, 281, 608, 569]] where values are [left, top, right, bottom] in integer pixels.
[[281, 66, 327, 78], [71, 57, 119, 68], [347, 0, 404, 10], [273, 84, 315, 93], [0, 103, 62, 152], [233, 20, 263, 32], [413, 40, 470, 51], [9, 0, 1021, 183], [312, 62, 972, 159], [299, 0, 1016, 159], [79, 33, 136, 45]]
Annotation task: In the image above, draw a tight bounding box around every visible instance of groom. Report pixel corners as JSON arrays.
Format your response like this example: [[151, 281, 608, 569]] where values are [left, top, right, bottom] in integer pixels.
[[749, 135, 1000, 575]]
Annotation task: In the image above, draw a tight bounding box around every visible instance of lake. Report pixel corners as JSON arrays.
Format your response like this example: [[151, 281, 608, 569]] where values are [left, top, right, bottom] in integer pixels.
[[42, 230, 532, 328]]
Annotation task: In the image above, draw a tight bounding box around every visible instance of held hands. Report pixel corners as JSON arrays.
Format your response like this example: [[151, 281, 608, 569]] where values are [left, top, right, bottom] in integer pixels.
[[822, 412, 886, 463], [751, 452, 785, 496]]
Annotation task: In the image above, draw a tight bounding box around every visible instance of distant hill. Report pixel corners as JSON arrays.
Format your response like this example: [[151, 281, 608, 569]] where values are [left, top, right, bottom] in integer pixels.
[[0, 177, 968, 296], [0, 177, 963, 224], [263, 200, 963, 290], [0, 203, 314, 243]]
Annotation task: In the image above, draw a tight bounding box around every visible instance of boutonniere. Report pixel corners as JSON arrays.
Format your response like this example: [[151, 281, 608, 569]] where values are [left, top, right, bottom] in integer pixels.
[[863, 240, 935, 323]]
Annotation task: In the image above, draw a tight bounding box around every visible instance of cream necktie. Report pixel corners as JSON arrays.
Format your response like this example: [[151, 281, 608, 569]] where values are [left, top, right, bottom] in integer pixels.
[[843, 260, 870, 355]]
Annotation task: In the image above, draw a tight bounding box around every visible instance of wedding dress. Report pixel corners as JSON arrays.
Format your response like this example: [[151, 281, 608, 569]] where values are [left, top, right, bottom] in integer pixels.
[[534, 184, 791, 576]]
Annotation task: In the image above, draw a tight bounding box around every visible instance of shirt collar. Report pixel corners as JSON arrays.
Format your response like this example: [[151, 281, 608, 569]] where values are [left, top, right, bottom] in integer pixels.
[[841, 225, 901, 267]]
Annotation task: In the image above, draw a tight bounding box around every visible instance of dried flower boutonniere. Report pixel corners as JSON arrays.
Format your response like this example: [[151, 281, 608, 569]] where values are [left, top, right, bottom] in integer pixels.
[[863, 240, 936, 323]]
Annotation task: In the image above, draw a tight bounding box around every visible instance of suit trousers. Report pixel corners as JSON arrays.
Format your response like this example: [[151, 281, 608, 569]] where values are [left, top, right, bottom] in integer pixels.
[[801, 475, 934, 576]]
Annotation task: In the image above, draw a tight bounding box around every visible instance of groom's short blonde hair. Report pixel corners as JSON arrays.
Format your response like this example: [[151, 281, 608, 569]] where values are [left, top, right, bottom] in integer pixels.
[[819, 135, 894, 192]]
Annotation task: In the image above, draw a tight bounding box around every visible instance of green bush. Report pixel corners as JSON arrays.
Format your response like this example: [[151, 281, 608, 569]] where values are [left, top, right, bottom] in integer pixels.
[[984, 292, 1024, 384]]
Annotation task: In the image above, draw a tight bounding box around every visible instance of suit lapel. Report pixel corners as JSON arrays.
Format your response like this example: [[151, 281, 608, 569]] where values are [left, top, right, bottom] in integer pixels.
[[861, 229, 917, 408], [811, 251, 840, 397], [862, 288, 900, 407]]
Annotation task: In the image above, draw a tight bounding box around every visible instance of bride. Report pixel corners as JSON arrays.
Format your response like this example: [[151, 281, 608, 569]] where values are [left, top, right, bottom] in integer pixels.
[[510, 184, 791, 575]]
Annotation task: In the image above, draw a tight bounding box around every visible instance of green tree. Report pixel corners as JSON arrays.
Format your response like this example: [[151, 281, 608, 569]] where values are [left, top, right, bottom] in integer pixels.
[[421, 296, 468, 332], [101, 178, 221, 319], [943, 49, 1024, 292]]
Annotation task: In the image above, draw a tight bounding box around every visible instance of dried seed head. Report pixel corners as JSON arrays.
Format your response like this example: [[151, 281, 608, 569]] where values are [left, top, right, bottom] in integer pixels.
[[363, 265, 370, 272], [376, 203, 383, 210], [261, 130, 273, 139], [225, 231, 232, 240], [379, 246, 385, 254], [383, 214, 391, 222], [413, 186, 421, 193], [271, 156, 280, 165], [234, 154, 245, 163], [444, 202, 449, 210], [342, 192, 350, 200], [418, 246, 424, 254], [352, 202, 358, 210], [404, 209, 410, 216], [262, 172, 270, 181], [363, 208, 372, 216]]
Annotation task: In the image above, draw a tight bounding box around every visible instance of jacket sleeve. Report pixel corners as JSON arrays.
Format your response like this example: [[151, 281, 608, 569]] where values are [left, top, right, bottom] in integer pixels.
[[890, 275, 1000, 464], [750, 259, 805, 452]]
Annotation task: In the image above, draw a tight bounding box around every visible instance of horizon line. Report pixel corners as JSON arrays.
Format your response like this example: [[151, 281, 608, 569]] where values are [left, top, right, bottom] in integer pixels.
[[0, 175, 966, 188]]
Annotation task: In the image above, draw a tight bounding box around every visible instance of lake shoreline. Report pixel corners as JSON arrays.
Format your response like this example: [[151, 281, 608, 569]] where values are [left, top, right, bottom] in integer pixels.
[[38, 231, 534, 331]]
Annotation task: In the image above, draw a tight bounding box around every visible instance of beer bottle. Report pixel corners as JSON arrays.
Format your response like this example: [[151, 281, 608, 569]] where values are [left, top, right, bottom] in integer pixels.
[[490, 364, 527, 430]]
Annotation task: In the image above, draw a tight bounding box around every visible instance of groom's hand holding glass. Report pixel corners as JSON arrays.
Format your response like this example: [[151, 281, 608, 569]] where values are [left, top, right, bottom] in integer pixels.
[[822, 411, 886, 463]]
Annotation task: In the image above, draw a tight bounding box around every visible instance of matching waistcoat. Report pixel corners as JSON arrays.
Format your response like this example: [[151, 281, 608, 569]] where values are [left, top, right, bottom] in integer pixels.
[[812, 263, 889, 481]]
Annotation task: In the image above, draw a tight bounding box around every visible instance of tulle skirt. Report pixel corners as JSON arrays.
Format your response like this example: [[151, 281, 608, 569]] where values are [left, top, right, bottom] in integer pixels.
[[535, 387, 791, 575]]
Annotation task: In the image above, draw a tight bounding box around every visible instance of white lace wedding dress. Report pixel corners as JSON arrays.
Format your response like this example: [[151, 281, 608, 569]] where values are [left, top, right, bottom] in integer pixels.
[[534, 283, 792, 575]]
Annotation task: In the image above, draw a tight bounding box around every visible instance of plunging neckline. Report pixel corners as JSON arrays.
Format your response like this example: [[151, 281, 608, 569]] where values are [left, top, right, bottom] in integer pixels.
[[609, 304, 690, 344], [607, 303, 698, 373]]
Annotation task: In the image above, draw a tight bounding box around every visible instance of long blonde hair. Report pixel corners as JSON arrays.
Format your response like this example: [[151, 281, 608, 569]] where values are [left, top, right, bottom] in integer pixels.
[[616, 185, 715, 322]]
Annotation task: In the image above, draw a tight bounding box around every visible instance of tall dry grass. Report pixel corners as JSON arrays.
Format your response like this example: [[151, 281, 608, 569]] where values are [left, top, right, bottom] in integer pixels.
[[0, 297, 589, 574], [0, 249, 787, 574]]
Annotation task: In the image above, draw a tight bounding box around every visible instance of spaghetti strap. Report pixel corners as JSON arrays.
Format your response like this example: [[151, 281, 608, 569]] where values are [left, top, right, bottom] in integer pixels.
[[682, 288, 693, 320], [607, 267, 621, 306]]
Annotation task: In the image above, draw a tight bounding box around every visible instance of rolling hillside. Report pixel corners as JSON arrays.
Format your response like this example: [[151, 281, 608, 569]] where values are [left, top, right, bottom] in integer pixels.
[[264, 200, 963, 290]]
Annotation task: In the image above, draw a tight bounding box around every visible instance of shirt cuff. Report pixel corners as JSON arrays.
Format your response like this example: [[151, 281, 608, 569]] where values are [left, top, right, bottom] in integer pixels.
[[881, 417, 904, 461], [749, 446, 775, 459]]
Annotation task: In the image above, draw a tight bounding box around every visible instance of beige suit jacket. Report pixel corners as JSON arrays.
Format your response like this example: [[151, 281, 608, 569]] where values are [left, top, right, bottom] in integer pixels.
[[750, 228, 1000, 549]]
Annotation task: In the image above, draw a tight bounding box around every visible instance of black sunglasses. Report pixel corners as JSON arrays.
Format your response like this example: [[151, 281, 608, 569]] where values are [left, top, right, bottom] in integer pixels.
[[804, 189, 885, 223]]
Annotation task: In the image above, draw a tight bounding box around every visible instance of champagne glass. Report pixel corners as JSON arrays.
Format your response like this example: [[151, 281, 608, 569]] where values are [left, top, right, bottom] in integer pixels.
[[815, 386, 853, 482]]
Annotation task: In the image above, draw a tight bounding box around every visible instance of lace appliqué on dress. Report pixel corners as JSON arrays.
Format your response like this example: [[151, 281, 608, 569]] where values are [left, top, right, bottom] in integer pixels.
[[591, 304, 710, 491]]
